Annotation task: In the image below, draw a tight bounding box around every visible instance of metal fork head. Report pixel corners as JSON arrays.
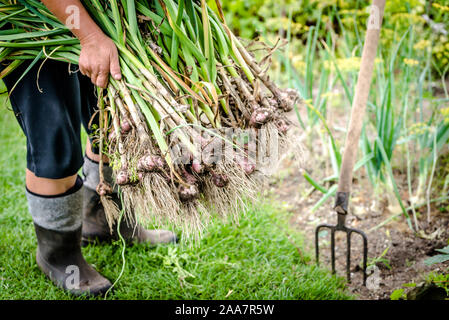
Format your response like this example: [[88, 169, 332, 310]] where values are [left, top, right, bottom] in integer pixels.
[[315, 214, 368, 286]]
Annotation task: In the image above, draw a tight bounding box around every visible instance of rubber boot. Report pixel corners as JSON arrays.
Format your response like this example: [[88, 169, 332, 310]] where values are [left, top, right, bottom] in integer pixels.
[[82, 156, 178, 245], [34, 224, 112, 296], [27, 177, 111, 296]]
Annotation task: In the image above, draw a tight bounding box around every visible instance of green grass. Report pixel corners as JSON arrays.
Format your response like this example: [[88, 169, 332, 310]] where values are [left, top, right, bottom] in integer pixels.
[[0, 85, 351, 300]]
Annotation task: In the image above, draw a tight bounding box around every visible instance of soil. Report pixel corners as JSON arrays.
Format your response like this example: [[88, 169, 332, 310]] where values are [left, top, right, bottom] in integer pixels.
[[270, 107, 449, 300]]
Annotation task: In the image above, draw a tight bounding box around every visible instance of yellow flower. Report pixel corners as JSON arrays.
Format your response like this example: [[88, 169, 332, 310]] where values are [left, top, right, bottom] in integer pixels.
[[441, 107, 449, 117], [414, 40, 431, 51], [403, 58, 419, 67], [340, 17, 354, 26], [391, 12, 425, 25], [375, 58, 384, 64], [409, 122, 430, 135], [324, 57, 361, 72], [433, 2, 449, 13], [292, 56, 306, 72], [441, 107, 449, 124], [265, 17, 306, 35], [386, 0, 424, 13], [310, 0, 339, 9]]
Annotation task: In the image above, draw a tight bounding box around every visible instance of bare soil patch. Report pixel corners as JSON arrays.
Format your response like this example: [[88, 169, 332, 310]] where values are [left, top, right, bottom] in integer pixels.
[[270, 109, 449, 300]]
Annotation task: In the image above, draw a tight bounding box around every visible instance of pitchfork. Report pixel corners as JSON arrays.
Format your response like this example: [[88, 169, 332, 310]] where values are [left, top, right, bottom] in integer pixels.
[[315, 0, 386, 286]]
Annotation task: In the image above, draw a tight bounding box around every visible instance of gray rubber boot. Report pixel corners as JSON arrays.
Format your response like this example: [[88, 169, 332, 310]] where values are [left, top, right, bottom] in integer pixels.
[[27, 178, 112, 296], [82, 156, 178, 245]]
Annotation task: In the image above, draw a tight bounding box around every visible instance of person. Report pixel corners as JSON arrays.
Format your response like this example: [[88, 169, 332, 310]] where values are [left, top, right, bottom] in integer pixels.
[[1, 0, 177, 296]]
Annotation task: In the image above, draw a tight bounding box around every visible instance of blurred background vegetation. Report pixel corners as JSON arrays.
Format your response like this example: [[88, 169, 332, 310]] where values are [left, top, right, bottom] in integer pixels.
[[209, 0, 449, 237], [212, 0, 448, 72]]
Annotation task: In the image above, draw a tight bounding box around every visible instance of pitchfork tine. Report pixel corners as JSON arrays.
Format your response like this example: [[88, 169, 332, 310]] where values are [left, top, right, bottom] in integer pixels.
[[346, 231, 351, 283], [350, 228, 368, 286], [330, 228, 336, 274], [315, 220, 368, 284], [315, 224, 333, 266]]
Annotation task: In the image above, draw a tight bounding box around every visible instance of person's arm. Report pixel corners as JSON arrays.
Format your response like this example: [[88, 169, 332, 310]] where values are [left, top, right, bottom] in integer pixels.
[[41, 0, 121, 88]]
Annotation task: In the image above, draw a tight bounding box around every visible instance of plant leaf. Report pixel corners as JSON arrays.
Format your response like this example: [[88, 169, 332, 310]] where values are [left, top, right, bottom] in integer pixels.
[[424, 254, 449, 266]]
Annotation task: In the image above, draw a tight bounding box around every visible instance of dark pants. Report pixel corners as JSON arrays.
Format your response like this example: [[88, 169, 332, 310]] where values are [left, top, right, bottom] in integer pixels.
[[2, 60, 99, 179]]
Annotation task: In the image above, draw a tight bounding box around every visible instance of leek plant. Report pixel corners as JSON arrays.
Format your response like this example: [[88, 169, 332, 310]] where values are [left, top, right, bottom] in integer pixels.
[[275, 5, 449, 231]]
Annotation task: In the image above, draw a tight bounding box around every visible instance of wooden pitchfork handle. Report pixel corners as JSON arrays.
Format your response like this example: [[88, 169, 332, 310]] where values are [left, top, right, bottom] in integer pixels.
[[334, 0, 386, 216]]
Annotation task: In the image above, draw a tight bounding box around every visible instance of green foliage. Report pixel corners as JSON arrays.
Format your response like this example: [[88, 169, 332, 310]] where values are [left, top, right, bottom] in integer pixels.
[[424, 245, 449, 266], [390, 272, 449, 300], [390, 288, 406, 300], [426, 270, 449, 295], [217, 0, 448, 72], [367, 247, 392, 270], [402, 282, 417, 288]]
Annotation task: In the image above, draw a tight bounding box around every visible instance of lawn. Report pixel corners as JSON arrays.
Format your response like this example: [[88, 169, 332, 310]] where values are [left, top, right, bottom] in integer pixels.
[[0, 85, 351, 300]]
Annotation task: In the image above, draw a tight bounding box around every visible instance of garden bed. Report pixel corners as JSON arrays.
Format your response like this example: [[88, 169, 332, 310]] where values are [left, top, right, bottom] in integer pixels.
[[271, 109, 449, 300]]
